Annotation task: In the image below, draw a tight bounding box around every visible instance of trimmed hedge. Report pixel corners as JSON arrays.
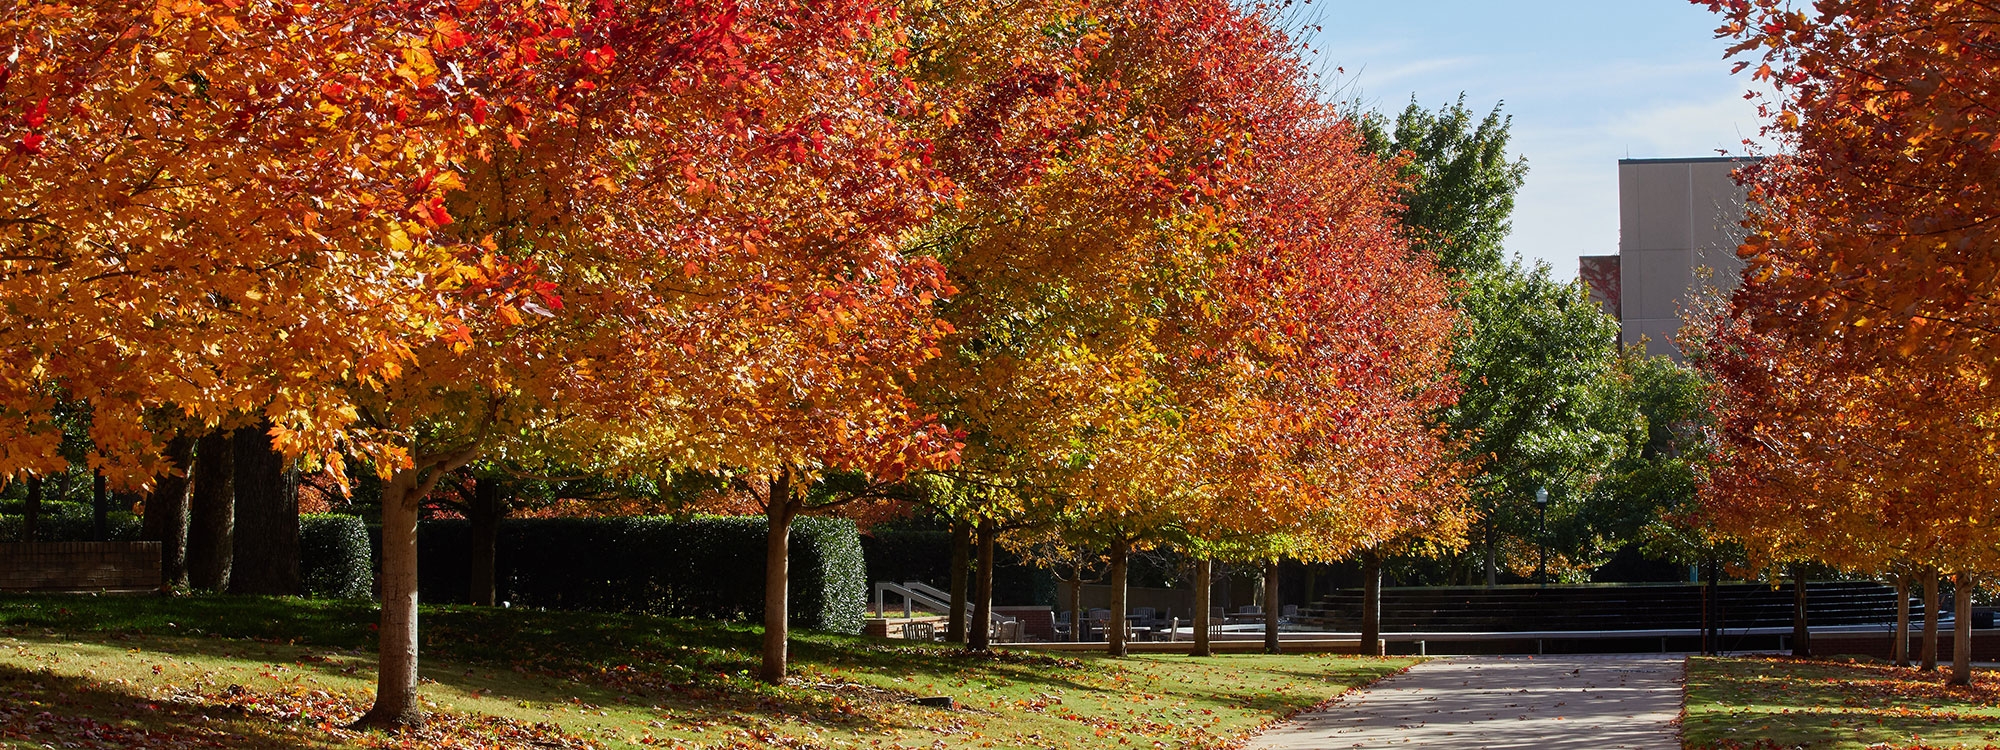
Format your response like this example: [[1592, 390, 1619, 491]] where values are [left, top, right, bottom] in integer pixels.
[[860, 529, 1056, 607], [300, 514, 373, 599], [415, 516, 867, 634]]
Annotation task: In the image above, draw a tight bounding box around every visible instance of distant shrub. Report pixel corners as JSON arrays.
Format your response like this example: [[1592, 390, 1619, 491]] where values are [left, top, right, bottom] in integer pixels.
[[417, 516, 867, 633], [299, 514, 373, 599]]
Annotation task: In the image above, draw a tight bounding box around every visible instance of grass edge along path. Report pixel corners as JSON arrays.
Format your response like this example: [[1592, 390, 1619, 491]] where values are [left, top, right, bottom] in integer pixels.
[[0, 594, 1413, 749], [1684, 655, 2000, 749]]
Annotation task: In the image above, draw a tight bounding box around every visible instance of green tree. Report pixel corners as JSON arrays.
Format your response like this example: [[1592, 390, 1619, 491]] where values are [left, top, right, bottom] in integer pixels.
[[1362, 96, 1632, 584], [1360, 96, 1528, 276], [1592, 351, 1711, 559], [1446, 263, 1631, 583]]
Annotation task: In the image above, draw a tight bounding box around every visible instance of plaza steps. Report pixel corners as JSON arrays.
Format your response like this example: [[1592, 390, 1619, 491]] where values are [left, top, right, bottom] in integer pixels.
[[1296, 582, 1912, 634]]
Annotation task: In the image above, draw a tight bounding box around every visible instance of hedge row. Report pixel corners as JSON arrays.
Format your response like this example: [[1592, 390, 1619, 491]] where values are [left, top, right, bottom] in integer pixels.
[[413, 516, 867, 634]]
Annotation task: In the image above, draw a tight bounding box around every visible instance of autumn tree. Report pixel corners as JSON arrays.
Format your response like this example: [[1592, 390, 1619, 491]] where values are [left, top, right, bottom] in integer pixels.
[[1698, 0, 2000, 686], [6, 0, 955, 723]]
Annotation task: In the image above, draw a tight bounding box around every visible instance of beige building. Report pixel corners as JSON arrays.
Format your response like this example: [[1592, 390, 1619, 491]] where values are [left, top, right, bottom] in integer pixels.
[[1579, 156, 1759, 360]]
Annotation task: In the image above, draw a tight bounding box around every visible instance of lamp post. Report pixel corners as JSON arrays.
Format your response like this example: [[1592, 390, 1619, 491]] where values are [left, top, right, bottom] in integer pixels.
[[1534, 486, 1549, 587]]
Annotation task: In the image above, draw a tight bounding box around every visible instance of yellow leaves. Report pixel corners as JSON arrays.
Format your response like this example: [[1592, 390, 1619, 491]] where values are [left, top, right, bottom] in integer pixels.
[[385, 226, 414, 251], [395, 46, 439, 88]]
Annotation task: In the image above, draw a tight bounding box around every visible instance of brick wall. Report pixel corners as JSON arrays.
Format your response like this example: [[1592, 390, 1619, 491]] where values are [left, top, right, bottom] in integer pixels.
[[0, 542, 161, 592]]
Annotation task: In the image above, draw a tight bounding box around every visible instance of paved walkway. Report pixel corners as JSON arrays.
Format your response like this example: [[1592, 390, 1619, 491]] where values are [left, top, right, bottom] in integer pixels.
[[1247, 655, 1683, 749]]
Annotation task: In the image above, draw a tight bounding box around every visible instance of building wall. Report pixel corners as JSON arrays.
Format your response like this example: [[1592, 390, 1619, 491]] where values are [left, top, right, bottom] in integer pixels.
[[1615, 157, 1758, 360]]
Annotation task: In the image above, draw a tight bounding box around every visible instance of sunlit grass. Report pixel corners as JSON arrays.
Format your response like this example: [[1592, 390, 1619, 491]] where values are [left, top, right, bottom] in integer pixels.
[[1684, 655, 2000, 749], [0, 595, 1410, 749]]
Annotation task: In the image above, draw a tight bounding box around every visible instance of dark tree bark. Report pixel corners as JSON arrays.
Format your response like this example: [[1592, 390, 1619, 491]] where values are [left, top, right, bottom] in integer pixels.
[[1067, 561, 1085, 643], [186, 432, 234, 591], [1951, 571, 1976, 687], [1790, 565, 1812, 658], [947, 520, 970, 643], [1703, 558, 1722, 656], [140, 435, 196, 589], [467, 477, 506, 607], [1263, 560, 1282, 655], [1893, 574, 1911, 667], [21, 476, 40, 542], [1361, 552, 1384, 657], [1107, 537, 1129, 657], [759, 472, 799, 685], [968, 520, 996, 651], [1483, 520, 1497, 587], [91, 471, 108, 541], [1191, 557, 1213, 657], [228, 424, 300, 596], [1922, 568, 1942, 672]]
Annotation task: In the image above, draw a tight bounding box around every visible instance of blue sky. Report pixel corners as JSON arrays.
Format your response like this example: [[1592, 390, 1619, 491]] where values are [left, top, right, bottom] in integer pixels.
[[1298, 1, 1770, 279]]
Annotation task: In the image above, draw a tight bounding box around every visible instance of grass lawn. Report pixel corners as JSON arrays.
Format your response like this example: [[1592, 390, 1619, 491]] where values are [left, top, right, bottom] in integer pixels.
[[1684, 655, 2000, 749], [0, 595, 1410, 749]]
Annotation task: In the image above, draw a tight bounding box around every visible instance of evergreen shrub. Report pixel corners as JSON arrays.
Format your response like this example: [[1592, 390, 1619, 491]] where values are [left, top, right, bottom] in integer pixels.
[[299, 514, 373, 599]]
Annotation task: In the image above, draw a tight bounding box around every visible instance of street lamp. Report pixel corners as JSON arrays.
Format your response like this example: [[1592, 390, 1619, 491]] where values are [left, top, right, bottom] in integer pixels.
[[1534, 487, 1550, 587]]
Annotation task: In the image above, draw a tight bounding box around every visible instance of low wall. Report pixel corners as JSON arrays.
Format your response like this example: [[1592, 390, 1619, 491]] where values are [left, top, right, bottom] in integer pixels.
[[864, 615, 949, 639], [0, 542, 160, 592]]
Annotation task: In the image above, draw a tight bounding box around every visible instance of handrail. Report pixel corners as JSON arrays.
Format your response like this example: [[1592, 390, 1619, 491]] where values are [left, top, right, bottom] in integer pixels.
[[871, 580, 1015, 627], [874, 581, 952, 618]]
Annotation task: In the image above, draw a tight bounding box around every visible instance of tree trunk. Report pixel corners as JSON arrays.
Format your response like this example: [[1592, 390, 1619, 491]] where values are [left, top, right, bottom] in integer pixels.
[[185, 432, 234, 591], [760, 472, 798, 685], [354, 471, 424, 728], [1922, 568, 1941, 672], [467, 477, 504, 607], [1263, 559, 1282, 655], [140, 435, 196, 589], [1067, 562, 1085, 643], [21, 476, 40, 542], [354, 445, 482, 730], [969, 520, 996, 651], [1192, 557, 1213, 657], [1361, 552, 1384, 657], [91, 471, 108, 541], [947, 520, 970, 644], [1790, 565, 1812, 658], [1951, 571, 1975, 687], [1893, 574, 1911, 668], [1483, 521, 1497, 587], [229, 425, 300, 596], [1704, 558, 1722, 656], [1108, 537, 1129, 658]]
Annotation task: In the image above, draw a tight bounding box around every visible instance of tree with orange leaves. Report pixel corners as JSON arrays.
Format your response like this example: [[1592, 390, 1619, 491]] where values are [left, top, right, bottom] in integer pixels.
[[898, 0, 1462, 658], [1696, 0, 2000, 687], [5, 0, 956, 724]]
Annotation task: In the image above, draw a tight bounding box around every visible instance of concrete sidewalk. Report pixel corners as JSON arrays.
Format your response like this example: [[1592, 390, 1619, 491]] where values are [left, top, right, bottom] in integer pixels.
[[1247, 654, 1683, 749]]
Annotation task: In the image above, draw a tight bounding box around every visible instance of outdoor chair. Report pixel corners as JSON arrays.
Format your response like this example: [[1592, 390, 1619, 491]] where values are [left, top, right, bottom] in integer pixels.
[[1086, 608, 1113, 641], [1130, 606, 1156, 628]]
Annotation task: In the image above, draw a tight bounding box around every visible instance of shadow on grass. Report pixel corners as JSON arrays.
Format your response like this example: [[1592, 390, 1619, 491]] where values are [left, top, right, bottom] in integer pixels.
[[0, 661, 333, 749], [0, 594, 1125, 740]]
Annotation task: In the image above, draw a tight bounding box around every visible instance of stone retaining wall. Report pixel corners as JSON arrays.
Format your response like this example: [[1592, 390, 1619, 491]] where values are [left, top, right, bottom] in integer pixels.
[[0, 542, 161, 592]]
